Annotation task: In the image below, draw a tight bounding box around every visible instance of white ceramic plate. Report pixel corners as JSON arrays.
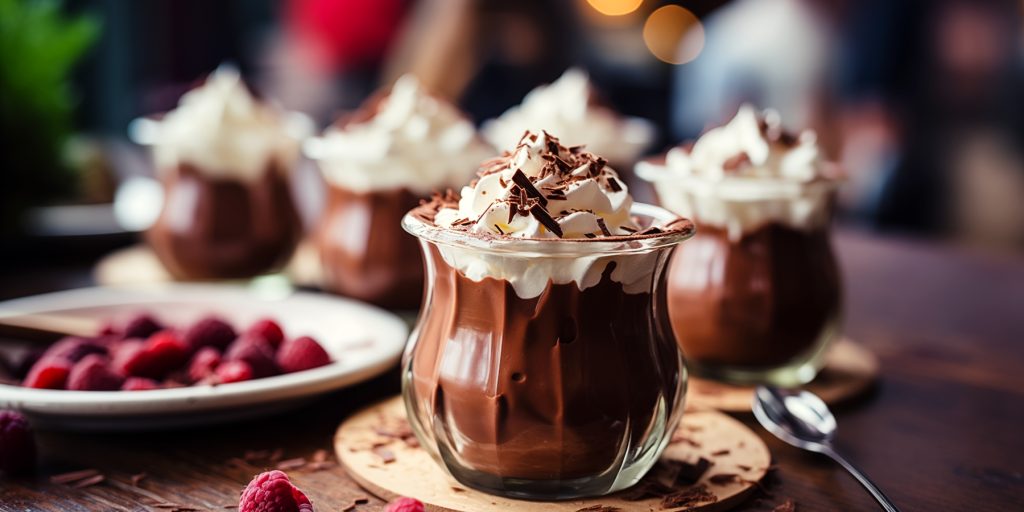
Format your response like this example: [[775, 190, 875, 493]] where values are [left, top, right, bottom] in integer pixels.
[[0, 284, 409, 430]]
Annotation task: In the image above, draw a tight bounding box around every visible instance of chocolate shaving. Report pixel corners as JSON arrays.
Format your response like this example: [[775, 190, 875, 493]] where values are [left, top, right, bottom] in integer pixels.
[[130, 472, 147, 487], [673, 457, 712, 485], [607, 177, 622, 192], [584, 233, 597, 239], [575, 506, 622, 512], [596, 218, 612, 237], [71, 474, 105, 488], [373, 447, 396, 464], [50, 469, 101, 484], [772, 499, 798, 512], [711, 449, 731, 457], [722, 152, 751, 172], [659, 485, 717, 509], [620, 226, 637, 233], [494, 224, 505, 235], [708, 473, 741, 485], [529, 204, 563, 238]]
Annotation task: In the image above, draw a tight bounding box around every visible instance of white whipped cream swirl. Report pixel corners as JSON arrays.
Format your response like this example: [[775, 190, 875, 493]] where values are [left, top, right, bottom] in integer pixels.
[[637, 105, 838, 240], [306, 75, 493, 195], [152, 66, 304, 181], [434, 131, 639, 238], [482, 68, 654, 166]]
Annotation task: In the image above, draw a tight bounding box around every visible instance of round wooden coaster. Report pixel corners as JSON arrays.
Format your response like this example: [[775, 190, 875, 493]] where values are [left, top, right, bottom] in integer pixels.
[[335, 396, 770, 512], [686, 338, 879, 413], [93, 242, 325, 288]]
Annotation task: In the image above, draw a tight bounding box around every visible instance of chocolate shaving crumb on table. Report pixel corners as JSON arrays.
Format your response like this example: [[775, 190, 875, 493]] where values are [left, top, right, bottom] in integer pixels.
[[659, 484, 718, 509], [575, 505, 623, 512]]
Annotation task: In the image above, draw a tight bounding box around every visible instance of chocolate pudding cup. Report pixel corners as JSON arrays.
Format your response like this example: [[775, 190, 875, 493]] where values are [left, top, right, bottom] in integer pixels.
[[639, 162, 841, 386], [401, 203, 694, 500], [147, 162, 302, 280], [314, 183, 423, 309]]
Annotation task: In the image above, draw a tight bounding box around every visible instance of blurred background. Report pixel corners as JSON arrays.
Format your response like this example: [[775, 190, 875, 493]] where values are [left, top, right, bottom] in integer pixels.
[[3, 0, 1024, 275]]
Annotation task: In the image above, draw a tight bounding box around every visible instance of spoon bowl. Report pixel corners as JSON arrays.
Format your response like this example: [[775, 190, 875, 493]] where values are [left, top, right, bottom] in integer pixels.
[[753, 385, 901, 512]]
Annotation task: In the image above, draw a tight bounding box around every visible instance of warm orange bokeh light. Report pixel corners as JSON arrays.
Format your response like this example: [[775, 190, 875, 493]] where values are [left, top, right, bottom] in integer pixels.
[[643, 5, 705, 65], [586, 0, 644, 17]]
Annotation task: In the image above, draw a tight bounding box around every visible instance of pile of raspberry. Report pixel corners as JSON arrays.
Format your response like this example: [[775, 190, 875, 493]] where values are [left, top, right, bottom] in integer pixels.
[[19, 313, 333, 391]]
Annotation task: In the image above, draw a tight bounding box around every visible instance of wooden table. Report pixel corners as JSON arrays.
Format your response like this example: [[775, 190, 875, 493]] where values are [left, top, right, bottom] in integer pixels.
[[1, 230, 1022, 512]]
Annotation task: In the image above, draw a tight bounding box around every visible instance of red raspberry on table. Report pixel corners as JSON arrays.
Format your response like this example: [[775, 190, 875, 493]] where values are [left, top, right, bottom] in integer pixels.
[[385, 497, 425, 512], [187, 347, 222, 383], [67, 355, 124, 391], [118, 331, 189, 379], [225, 335, 279, 378], [183, 317, 237, 351], [239, 470, 312, 512], [215, 360, 254, 384], [122, 377, 160, 391], [276, 336, 331, 374], [23, 359, 71, 389], [245, 318, 285, 348], [0, 410, 36, 476], [123, 313, 163, 339]]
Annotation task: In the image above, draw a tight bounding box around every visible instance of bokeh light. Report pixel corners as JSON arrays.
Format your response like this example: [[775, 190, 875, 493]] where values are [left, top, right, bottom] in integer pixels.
[[586, 0, 644, 17], [643, 5, 704, 65]]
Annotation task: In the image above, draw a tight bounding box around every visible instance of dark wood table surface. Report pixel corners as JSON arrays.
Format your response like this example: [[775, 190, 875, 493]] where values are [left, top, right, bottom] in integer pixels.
[[1, 229, 1022, 512]]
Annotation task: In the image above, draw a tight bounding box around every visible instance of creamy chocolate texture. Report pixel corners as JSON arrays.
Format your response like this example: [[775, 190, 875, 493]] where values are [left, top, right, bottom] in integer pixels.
[[315, 186, 423, 309], [147, 164, 301, 279], [408, 243, 682, 481]]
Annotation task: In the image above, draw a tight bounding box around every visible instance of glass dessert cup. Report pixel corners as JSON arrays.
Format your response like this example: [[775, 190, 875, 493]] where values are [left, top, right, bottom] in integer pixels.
[[146, 163, 302, 280], [314, 183, 423, 309], [641, 171, 841, 386], [400, 203, 694, 500]]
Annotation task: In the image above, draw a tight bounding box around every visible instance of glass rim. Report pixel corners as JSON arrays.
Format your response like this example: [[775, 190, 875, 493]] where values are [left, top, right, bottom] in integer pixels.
[[402, 202, 695, 256]]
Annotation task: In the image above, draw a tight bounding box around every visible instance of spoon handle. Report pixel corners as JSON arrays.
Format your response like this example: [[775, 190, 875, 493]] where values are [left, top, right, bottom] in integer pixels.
[[822, 446, 901, 512]]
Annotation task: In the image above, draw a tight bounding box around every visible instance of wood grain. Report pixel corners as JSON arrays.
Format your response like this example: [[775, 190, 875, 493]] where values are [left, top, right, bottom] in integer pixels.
[[1, 230, 1023, 512]]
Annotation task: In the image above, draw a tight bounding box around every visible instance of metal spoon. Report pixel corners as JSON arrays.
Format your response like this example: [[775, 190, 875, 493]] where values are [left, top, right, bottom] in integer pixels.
[[752, 386, 902, 512]]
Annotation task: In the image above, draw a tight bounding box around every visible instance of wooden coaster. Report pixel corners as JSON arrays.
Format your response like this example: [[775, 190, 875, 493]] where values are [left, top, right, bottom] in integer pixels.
[[93, 242, 324, 287], [335, 396, 770, 512], [686, 338, 879, 413]]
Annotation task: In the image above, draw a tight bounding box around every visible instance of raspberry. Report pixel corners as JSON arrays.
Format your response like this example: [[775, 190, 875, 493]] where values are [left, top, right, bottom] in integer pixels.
[[385, 497, 425, 512], [245, 318, 285, 348], [0, 410, 36, 476], [23, 359, 71, 389], [123, 313, 163, 339], [41, 336, 107, 363], [225, 336, 279, 378], [67, 355, 124, 391], [238, 470, 312, 512], [276, 337, 331, 374], [215, 360, 254, 384], [118, 331, 189, 379], [122, 377, 160, 391], [183, 317, 237, 351], [187, 347, 222, 383]]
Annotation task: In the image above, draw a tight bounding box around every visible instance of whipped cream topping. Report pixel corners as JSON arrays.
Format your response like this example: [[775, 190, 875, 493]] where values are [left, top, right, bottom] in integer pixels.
[[306, 75, 493, 195], [637, 105, 838, 240], [153, 66, 303, 181], [433, 130, 640, 239], [482, 69, 654, 165]]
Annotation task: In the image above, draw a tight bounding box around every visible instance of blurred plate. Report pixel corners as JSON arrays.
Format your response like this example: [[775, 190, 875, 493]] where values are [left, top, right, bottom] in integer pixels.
[[0, 284, 408, 430]]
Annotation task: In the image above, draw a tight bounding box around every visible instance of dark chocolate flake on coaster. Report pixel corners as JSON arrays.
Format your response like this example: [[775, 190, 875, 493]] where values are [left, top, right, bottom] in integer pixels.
[[708, 473, 741, 485], [674, 457, 713, 484], [575, 506, 622, 512], [660, 484, 718, 509]]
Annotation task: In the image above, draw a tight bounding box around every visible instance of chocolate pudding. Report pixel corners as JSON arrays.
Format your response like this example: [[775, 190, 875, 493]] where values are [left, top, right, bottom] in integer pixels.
[[401, 130, 694, 499], [638, 105, 843, 385], [306, 75, 492, 306], [409, 244, 682, 481], [147, 164, 301, 280], [667, 223, 840, 370], [315, 185, 423, 309], [138, 66, 306, 280]]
